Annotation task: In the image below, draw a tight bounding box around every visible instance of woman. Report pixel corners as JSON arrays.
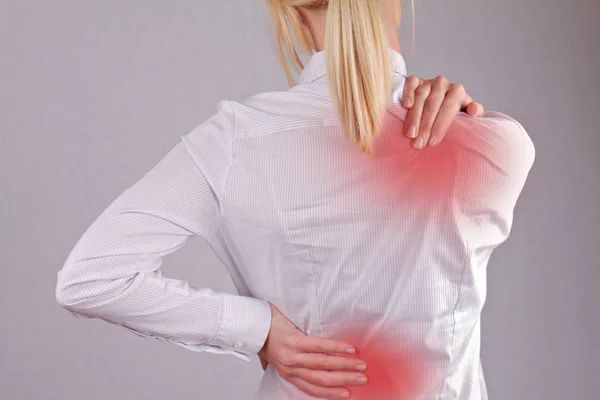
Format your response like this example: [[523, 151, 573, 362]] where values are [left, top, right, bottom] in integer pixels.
[[55, 1, 535, 399]]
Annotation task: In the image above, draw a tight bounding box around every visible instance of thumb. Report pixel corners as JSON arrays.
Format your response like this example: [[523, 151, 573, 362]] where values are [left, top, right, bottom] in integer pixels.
[[259, 355, 269, 371]]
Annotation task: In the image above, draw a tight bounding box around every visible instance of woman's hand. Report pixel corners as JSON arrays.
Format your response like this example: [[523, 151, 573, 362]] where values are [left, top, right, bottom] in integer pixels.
[[258, 303, 368, 399], [402, 75, 485, 149]]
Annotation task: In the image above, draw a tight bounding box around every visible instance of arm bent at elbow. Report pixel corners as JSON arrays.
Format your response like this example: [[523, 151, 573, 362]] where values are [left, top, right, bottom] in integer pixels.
[[55, 106, 271, 360]]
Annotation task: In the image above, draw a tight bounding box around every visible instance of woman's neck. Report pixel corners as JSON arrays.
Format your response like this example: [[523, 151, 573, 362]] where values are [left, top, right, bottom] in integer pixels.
[[301, 5, 402, 54]]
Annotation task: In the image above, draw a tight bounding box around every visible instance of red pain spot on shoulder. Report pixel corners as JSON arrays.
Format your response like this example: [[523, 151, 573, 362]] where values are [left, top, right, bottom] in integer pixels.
[[361, 125, 485, 208]]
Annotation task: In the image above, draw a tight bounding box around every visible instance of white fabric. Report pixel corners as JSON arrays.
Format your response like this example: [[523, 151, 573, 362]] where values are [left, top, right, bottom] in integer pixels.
[[56, 49, 535, 399]]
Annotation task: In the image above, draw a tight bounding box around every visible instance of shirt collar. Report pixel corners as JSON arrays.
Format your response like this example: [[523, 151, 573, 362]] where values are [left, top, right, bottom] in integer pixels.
[[298, 48, 408, 84]]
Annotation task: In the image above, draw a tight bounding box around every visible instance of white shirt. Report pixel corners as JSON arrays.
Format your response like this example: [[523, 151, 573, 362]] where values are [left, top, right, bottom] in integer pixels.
[[56, 49, 535, 400]]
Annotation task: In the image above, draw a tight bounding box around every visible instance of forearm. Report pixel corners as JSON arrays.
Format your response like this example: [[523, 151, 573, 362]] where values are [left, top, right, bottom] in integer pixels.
[[55, 139, 272, 359], [56, 255, 271, 356]]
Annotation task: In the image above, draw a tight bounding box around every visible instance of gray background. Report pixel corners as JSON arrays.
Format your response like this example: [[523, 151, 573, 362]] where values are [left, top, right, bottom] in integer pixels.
[[1, 1, 598, 399]]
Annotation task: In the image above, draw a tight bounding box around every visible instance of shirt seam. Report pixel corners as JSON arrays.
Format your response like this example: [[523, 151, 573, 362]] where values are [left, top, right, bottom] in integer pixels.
[[231, 103, 408, 140], [439, 245, 470, 399], [309, 250, 325, 341], [208, 100, 235, 347], [208, 100, 235, 245], [300, 66, 406, 85], [226, 108, 324, 339], [439, 143, 472, 399]]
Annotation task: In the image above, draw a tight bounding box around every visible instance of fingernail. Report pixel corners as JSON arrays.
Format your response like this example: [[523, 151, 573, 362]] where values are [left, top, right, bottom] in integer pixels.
[[356, 364, 367, 371], [403, 92, 412, 108], [339, 391, 350, 398], [413, 137, 424, 149], [356, 377, 368, 384], [407, 125, 417, 138], [429, 135, 438, 146], [345, 347, 356, 354]]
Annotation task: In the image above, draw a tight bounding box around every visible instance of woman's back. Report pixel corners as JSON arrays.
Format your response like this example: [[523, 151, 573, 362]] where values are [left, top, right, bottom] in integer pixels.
[[56, 49, 534, 400], [182, 50, 535, 399], [55, 1, 535, 398]]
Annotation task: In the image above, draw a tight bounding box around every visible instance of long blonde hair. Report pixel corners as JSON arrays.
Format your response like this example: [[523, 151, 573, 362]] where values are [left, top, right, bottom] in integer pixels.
[[265, 0, 410, 155]]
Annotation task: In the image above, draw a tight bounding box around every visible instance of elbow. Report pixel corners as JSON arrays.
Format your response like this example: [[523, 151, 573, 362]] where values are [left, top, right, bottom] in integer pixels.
[[55, 258, 110, 314], [56, 257, 136, 316], [55, 261, 86, 312], [55, 288, 81, 313]]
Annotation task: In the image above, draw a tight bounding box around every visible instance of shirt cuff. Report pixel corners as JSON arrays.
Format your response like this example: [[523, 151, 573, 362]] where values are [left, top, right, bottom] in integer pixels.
[[210, 293, 272, 356]]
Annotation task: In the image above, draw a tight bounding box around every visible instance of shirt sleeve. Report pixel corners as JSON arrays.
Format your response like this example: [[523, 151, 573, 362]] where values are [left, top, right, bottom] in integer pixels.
[[449, 111, 536, 251], [55, 100, 272, 362]]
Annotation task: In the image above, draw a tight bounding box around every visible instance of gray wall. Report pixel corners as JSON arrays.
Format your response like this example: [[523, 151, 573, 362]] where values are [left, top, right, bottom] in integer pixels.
[[1, 1, 598, 399]]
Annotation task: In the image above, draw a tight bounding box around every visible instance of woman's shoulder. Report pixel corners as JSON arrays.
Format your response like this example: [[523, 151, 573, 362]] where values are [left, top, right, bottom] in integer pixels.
[[226, 86, 338, 138], [449, 110, 536, 169]]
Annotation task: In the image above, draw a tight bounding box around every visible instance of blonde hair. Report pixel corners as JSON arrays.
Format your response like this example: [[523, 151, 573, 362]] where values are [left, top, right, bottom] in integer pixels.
[[265, 0, 413, 155]]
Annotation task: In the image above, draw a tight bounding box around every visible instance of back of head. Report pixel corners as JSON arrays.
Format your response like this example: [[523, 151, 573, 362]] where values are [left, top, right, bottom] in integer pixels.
[[266, 0, 392, 155]]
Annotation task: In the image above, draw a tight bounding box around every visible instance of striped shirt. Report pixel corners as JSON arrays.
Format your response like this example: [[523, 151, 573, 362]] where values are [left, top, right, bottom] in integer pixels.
[[56, 49, 535, 399]]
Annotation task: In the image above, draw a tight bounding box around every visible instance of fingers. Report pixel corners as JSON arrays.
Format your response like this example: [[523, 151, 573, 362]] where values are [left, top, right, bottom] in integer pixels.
[[402, 75, 421, 110], [454, 89, 485, 117], [403, 77, 485, 148], [279, 352, 368, 399], [288, 376, 352, 399], [402, 75, 423, 139], [259, 356, 269, 371], [414, 75, 449, 148], [294, 334, 356, 355], [291, 367, 367, 388], [293, 352, 367, 372], [465, 101, 485, 117], [403, 80, 432, 148], [428, 82, 469, 146], [279, 336, 367, 398], [264, 308, 367, 399]]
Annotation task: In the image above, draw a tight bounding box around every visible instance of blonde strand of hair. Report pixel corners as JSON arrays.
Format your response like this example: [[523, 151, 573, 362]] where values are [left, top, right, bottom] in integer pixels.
[[266, 0, 315, 87], [326, 0, 391, 155], [266, 0, 398, 155]]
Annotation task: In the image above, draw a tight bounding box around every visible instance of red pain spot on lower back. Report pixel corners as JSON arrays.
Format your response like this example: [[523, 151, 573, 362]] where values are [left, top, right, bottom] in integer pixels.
[[335, 330, 431, 400]]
